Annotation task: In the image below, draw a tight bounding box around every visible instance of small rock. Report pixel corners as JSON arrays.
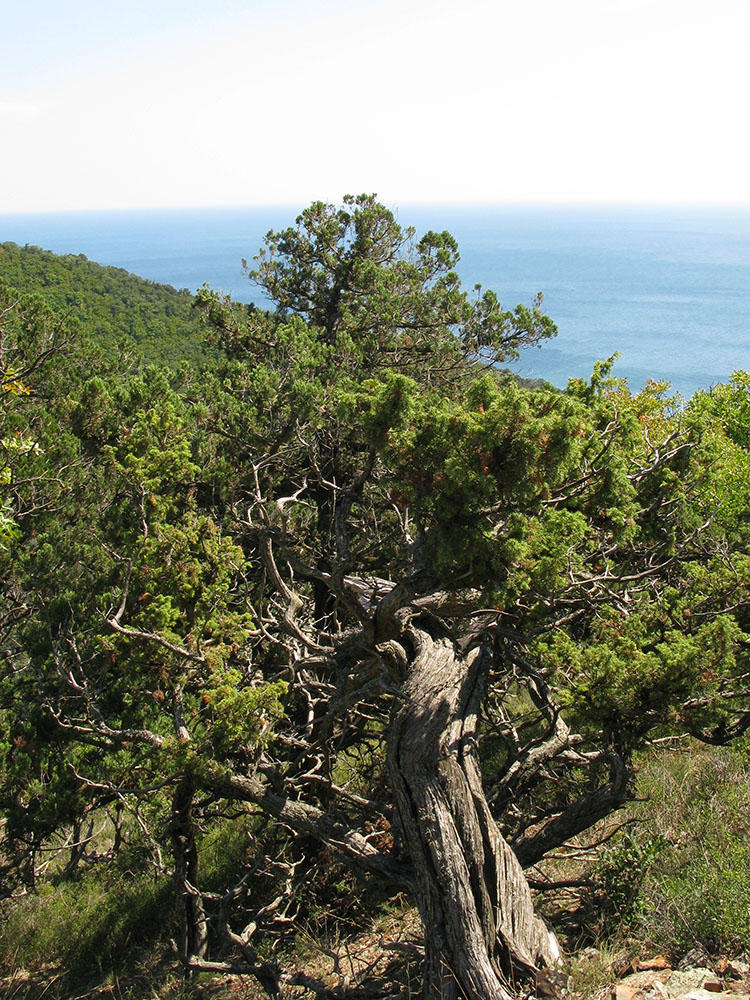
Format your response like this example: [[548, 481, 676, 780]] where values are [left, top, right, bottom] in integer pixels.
[[660, 969, 715, 998], [626, 969, 673, 995], [613, 985, 638, 1000], [640, 957, 672, 972], [685, 992, 747, 1000], [726, 961, 750, 980], [536, 968, 571, 998]]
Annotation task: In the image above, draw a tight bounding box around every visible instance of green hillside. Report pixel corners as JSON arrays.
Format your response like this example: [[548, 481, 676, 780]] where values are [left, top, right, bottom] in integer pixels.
[[0, 241, 208, 367]]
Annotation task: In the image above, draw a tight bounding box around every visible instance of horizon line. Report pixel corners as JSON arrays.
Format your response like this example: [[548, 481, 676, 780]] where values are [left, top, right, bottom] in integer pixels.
[[4, 199, 750, 218]]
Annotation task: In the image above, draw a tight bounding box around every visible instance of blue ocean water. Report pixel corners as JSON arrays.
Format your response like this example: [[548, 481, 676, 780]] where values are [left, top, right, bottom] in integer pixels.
[[2, 204, 749, 398]]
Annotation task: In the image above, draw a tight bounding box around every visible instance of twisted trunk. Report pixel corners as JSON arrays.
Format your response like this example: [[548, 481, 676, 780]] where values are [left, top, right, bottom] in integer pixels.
[[387, 625, 558, 1000]]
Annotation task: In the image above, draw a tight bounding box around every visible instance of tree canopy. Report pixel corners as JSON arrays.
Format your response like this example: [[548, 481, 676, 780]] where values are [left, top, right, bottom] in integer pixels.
[[1, 197, 749, 1000]]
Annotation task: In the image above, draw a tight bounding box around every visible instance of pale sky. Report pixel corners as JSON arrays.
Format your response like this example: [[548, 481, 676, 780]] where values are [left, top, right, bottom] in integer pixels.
[[2, 0, 749, 212]]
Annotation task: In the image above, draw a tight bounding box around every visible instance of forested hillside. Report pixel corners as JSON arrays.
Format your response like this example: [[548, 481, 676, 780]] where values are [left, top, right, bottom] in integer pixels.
[[0, 241, 209, 367], [1, 198, 750, 1000]]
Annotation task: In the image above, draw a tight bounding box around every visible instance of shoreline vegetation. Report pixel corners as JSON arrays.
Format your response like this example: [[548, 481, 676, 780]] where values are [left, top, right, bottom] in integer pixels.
[[2, 199, 750, 1000]]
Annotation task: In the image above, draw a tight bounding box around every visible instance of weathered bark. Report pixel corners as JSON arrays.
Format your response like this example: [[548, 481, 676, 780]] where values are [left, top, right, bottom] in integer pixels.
[[387, 625, 559, 1000]]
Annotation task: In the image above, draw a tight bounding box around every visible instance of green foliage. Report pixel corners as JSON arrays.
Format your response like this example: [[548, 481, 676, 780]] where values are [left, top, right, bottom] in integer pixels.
[[541, 614, 747, 751], [593, 742, 750, 954], [592, 829, 667, 938], [0, 242, 208, 368], [691, 370, 750, 450], [197, 674, 286, 759], [687, 371, 750, 528], [380, 374, 628, 586], [0, 345, 281, 859], [249, 193, 556, 373], [0, 866, 172, 980]]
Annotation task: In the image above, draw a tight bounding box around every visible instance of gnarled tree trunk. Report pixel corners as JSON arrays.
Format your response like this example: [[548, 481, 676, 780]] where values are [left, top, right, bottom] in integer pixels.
[[387, 624, 559, 1000]]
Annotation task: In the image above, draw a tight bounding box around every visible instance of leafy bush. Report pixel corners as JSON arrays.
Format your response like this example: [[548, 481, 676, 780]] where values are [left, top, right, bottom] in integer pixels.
[[593, 830, 666, 938]]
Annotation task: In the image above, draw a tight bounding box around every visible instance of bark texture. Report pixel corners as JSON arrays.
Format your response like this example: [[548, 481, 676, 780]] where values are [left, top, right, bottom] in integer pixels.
[[387, 625, 558, 1000]]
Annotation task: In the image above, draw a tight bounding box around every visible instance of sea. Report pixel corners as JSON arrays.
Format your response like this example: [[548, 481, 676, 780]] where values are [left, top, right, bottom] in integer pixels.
[[2, 203, 750, 399]]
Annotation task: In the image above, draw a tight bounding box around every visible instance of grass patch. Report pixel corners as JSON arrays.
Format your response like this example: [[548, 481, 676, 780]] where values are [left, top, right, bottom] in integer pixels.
[[630, 737, 750, 954], [0, 865, 173, 989], [573, 737, 750, 958]]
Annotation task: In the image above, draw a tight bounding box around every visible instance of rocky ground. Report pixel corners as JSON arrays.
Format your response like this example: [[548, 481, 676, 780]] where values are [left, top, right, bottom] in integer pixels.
[[3, 914, 748, 1000], [602, 953, 750, 1000]]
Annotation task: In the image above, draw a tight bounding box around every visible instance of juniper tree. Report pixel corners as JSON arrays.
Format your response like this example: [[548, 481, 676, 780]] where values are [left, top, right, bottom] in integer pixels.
[[2, 198, 749, 1000]]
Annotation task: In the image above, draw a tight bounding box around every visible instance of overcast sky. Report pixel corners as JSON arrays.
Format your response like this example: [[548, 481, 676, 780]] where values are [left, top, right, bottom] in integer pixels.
[[2, 0, 749, 212]]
